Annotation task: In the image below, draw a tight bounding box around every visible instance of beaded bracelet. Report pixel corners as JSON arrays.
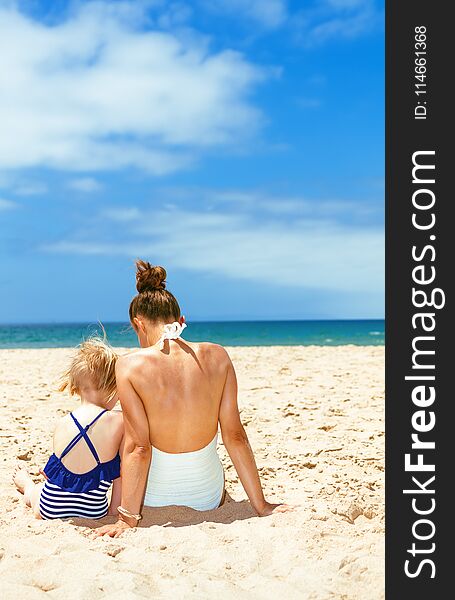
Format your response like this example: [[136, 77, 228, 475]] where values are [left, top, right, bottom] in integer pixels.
[[117, 506, 143, 522]]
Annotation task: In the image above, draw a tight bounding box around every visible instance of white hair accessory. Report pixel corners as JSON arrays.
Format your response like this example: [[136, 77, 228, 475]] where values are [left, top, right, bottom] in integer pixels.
[[157, 321, 187, 350]]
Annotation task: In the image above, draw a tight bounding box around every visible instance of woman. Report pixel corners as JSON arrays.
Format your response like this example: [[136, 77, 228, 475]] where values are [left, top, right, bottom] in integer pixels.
[[97, 260, 290, 537]]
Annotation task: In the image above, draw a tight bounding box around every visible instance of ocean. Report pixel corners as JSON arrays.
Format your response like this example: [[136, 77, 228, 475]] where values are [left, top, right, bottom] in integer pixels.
[[0, 320, 384, 349]]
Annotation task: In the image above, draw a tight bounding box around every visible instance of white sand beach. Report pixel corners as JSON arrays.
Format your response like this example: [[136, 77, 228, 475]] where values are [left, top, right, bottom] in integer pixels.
[[0, 345, 384, 599]]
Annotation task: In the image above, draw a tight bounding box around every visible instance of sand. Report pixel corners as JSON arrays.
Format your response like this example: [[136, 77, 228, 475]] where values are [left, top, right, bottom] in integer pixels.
[[0, 346, 384, 599]]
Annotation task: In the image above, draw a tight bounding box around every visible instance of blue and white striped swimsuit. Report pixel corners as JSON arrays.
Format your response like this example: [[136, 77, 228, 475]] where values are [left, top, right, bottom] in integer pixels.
[[40, 480, 112, 519], [40, 410, 120, 520]]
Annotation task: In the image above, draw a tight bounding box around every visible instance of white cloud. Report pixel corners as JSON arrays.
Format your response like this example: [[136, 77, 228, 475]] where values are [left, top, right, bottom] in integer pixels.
[[201, 0, 288, 29], [13, 182, 48, 196], [0, 174, 47, 196], [43, 196, 384, 294], [294, 0, 382, 46], [198, 0, 380, 42], [0, 198, 18, 210], [0, 2, 265, 173], [127, 186, 381, 222], [103, 207, 142, 221], [157, 2, 193, 29], [67, 177, 103, 193]]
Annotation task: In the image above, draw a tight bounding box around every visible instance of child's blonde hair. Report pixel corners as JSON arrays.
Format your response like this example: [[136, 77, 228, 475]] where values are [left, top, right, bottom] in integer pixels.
[[59, 335, 118, 403]]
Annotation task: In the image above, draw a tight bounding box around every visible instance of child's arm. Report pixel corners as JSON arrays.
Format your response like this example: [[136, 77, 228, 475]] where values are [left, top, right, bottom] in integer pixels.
[[108, 420, 125, 515], [39, 420, 61, 480], [108, 477, 122, 515], [39, 468, 49, 480]]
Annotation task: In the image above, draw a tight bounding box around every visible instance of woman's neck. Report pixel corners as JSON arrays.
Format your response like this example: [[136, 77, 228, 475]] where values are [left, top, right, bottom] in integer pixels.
[[142, 321, 170, 347]]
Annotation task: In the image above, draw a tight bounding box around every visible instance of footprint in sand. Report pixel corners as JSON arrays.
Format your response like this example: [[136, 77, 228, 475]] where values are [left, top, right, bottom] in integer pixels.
[[103, 545, 125, 558], [17, 451, 33, 461], [335, 500, 376, 524], [318, 425, 336, 432]]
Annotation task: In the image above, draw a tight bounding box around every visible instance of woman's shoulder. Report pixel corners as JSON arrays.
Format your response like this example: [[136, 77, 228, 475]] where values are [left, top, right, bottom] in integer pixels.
[[194, 342, 232, 368], [196, 341, 228, 355], [116, 348, 156, 369]]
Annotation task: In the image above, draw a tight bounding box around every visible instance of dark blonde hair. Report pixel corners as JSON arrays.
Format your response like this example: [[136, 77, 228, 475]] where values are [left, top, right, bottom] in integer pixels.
[[59, 336, 118, 403], [129, 259, 181, 324]]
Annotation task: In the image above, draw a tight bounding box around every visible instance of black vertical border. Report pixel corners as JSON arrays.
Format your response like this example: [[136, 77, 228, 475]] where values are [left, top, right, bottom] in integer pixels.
[[386, 1, 452, 597]]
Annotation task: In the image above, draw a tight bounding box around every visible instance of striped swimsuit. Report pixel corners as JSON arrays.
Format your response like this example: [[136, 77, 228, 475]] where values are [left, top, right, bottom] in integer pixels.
[[40, 410, 120, 520]]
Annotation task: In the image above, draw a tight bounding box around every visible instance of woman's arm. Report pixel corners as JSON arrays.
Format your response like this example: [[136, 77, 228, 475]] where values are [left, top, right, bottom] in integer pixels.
[[219, 354, 291, 517], [95, 356, 151, 536]]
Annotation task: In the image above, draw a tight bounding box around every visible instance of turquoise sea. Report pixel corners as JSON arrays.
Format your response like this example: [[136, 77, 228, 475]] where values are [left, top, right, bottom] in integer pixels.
[[0, 320, 384, 349]]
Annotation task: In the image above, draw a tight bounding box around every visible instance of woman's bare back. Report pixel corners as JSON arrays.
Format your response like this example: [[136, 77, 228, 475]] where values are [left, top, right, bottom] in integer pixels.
[[92, 261, 291, 537], [122, 339, 229, 452]]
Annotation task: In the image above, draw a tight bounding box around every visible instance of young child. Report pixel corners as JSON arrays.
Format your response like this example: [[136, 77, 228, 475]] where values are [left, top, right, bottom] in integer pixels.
[[13, 337, 124, 520]]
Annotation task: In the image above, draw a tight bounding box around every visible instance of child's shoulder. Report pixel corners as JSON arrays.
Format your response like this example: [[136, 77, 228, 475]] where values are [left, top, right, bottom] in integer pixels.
[[106, 408, 123, 428], [54, 411, 72, 429], [109, 407, 123, 418]]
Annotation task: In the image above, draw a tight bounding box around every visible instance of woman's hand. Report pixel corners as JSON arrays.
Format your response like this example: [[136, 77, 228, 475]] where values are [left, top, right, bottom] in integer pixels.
[[255, 502, 295, 517], [92, 518, 134, 538]]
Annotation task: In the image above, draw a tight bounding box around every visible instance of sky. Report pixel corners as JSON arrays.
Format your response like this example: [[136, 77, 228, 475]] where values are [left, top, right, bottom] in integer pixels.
[[0, 0, 384, 323]]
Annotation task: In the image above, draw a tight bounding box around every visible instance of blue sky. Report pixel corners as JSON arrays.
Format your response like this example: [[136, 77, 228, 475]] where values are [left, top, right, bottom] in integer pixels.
[[0, 0, 384, 323]]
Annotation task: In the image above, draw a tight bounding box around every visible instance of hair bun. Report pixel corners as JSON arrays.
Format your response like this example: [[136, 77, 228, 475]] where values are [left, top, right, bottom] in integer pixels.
[[135, 260, 167, 293]]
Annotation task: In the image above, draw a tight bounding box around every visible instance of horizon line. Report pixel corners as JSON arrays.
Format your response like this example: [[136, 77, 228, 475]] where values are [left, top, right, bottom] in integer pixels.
[[0, 317, 385, 327]]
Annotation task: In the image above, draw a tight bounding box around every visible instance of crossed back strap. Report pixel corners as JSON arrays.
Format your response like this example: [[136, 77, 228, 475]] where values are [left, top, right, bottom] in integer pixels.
[[58, 410, 107, 464]]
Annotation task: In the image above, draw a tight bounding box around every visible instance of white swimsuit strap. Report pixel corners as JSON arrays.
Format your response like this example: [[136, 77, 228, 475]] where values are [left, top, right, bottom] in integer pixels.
[[157, 321, 187, 350]]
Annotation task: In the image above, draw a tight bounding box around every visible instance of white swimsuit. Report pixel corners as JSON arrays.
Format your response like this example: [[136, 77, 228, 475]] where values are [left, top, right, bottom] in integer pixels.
[[144, 433, 224, 511]]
